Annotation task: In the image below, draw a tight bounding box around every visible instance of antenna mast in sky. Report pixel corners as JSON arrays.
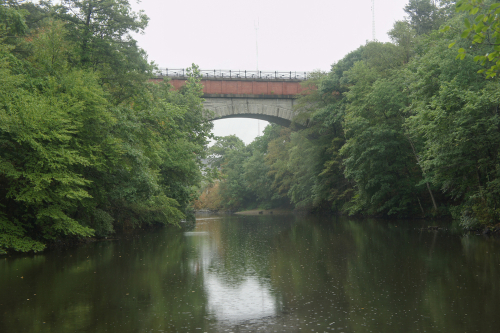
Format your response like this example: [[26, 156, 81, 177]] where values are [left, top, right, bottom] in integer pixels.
[[255, 18, 261, 136], [254, 18, 259, 72], [372, 0, 376, 40]]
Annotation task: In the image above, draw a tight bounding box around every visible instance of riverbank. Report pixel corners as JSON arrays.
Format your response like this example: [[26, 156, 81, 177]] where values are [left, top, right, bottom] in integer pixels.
[[234, 209, 294, 215]]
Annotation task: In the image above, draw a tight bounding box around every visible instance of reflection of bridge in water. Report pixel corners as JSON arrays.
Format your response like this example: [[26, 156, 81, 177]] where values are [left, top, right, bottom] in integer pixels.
[[151, 69, 310, 127]]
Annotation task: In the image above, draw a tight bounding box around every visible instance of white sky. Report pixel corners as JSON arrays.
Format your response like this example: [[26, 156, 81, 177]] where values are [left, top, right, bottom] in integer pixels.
[[130, 0, 409, 145]]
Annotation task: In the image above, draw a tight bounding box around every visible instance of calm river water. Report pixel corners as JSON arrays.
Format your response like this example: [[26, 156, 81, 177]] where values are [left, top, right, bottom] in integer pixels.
[[1, 214, 499, 332]]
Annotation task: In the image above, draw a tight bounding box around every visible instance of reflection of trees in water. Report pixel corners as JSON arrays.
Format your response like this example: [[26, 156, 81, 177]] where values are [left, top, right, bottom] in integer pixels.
[[268, 216, 356, 331], [342, 219, 500, 333], [266, 217, 500, 333], [2, 216, 500, 333], [0, 228, 210, 332], [344, 219, 433, 332]]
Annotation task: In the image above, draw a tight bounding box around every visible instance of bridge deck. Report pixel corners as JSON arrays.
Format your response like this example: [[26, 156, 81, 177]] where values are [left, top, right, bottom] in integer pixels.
[[150, 77, 306, 97]]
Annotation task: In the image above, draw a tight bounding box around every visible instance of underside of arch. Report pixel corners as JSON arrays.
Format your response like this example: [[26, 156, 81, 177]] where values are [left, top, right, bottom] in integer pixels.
[[211, 113, 293, 127], [203, 97, 305, 128]]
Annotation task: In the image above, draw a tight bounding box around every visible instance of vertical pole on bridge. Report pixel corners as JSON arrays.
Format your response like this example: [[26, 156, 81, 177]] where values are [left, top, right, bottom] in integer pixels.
[[255, 19, 259, 73]]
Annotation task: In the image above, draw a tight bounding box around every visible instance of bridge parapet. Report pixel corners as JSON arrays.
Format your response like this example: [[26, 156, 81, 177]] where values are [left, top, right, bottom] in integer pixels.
[[150, 77, 307, 97], [155, 68, 309, 81]]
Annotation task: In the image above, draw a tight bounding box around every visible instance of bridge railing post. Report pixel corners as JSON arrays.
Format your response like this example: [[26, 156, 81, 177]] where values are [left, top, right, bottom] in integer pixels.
[[156, 68, 308, 80]]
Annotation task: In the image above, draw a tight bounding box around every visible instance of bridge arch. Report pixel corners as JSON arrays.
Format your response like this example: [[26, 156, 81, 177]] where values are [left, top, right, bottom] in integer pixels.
[[203, 96, 301, 127]]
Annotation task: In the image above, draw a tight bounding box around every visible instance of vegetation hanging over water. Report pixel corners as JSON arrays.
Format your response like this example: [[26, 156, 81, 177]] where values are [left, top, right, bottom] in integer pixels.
[[197, 0, 500, 230], [0, 0, 212, 253]]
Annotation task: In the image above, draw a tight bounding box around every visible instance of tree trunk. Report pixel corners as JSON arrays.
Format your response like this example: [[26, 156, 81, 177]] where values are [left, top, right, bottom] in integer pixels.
[[81, 2, 93, 65], [405, 132, 438, 211]]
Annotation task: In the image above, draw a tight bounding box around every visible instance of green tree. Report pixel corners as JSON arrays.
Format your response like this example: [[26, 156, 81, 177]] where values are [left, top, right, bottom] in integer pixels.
[[405, 32, 500, 226], [218, 147, 254, 210], [87, 65, 210, 231], [0, 46, 98, 252], [404, 0, 445, 35], [265, 127, 294, 203], [243, 150, 274, 208], [0, 1, 28, 37], [451, 0, 500, 77], [207, 135, 245, 169], [0, 2, 213, 252], [388, 21, 417, 64], [55, 0, 151, 101]]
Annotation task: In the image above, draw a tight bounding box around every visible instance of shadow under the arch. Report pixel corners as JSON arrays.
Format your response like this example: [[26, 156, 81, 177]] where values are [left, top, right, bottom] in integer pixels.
[[211, 114, 306, 129]]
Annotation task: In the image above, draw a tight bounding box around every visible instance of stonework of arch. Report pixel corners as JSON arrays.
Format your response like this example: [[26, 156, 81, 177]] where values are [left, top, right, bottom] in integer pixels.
[[203, 96, 303, 127]]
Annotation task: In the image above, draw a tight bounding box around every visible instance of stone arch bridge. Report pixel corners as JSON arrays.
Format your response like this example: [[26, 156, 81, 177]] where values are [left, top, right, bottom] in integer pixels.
[[150, 69, 310, 127]]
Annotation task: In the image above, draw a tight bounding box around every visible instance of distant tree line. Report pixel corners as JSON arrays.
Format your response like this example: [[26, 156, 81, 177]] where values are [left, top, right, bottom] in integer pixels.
[[197, 0, 500, 230], [0, 0, 212, 253]]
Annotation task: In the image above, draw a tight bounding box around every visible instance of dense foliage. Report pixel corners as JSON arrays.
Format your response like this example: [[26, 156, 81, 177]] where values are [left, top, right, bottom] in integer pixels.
[[198, 0, 500, 230], [0, 1, 212, 253], [451, 0, 500, 77]]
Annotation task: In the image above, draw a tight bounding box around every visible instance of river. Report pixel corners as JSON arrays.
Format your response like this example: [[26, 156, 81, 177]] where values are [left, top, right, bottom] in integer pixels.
[[1, 214, 499, 332]]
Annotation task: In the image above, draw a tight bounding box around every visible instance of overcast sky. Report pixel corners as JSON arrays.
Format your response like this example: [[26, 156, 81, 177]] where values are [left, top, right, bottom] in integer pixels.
[[129, 0, 410, 144]]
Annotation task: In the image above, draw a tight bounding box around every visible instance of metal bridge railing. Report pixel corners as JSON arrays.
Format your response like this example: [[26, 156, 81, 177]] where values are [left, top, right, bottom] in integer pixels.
[[154, 69, 309, 80]]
